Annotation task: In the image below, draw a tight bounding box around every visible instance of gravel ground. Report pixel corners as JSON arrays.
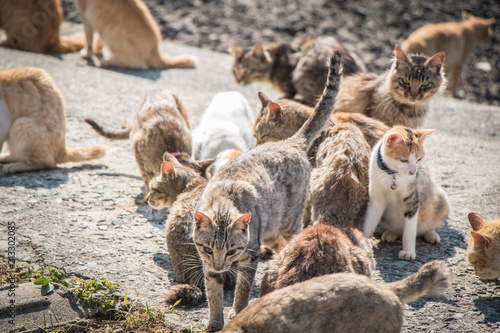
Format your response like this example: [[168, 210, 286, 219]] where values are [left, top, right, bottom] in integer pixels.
[[61, 0, 500, 106]]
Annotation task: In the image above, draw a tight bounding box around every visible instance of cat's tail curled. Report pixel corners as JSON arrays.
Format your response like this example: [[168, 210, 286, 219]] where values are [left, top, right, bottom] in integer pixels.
[[163, 284, 205, 306], [149, 51, 197, 69], [59, 145, 106, 164], [388, 260, 450, 304], [294, 51, 343, 150], [52, 34, 85, 53], [84, 118, 131, 140]]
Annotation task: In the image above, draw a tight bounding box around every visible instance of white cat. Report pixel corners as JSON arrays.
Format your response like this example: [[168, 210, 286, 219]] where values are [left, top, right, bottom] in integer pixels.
[[191, 92, 256, 160]]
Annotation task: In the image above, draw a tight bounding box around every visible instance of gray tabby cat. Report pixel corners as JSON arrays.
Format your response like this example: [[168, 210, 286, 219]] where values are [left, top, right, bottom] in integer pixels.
[[84, 89, 192, 199], [334, 45, 445, 127], [222, 260, 449, 333], [193, 53, 343, 331], [230, 35, 364, 106], [302, 122, 371, 229]]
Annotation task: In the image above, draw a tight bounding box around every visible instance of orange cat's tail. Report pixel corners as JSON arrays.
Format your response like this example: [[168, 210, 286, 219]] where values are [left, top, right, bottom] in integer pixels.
[[51, 34, 85, 53], [59, 145, 106, 164], [84, 118, 131, 140], [163, 284, 205, 306], [388, 260, 450, 304], [149, 51, 197, 69]]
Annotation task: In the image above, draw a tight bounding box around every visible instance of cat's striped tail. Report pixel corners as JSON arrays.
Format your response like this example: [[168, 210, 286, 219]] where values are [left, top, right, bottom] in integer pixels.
[[84, 118, 131, 140], [164, 284, 205, 306], [59, 145, 106, 164], [293, 52, 343, 149], [388, 260, 450, 304]]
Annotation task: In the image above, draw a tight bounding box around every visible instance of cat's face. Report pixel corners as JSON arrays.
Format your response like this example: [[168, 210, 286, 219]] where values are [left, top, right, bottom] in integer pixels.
[[230, 44, 273, 86], [389, 45, 445, 105], [383, 126, 434, 175], [467, 212, 500, 280], [193, 211, 250, 272], [146, 153, 201, 209]]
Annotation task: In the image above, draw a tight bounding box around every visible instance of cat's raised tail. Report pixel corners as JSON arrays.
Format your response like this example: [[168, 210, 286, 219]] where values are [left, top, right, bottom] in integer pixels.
[[293, 52, 342, 149], [388, 260, 450, 304], [60, 145, 106, 163], [84, 118, 131, 140]]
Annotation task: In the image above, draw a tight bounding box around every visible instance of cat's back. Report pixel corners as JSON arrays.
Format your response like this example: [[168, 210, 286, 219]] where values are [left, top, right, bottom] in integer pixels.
[[134, 89, 190, 130], [201, 91, 255, 126], [335, 72, 380, 115]]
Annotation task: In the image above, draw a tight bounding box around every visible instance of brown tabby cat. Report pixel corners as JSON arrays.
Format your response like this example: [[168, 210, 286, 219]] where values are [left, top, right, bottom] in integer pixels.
[[168, 152, 216, 179], [223, 260, 449, 333], [254, 93, 388, 151], [85, 89, 192, 199], [334, 45, 445, 128], [0, 67, 105, 173], [0, 0, 84, 53], [259, 224, 374, 296], [467, 212, 500, 280], [230, 35, 365, 105], [302, 122, 371, 229], [193, 53, 342, 331], [75, 0, 196, 69], [363, 126, 449, 261], [402, 11, 495, 98]]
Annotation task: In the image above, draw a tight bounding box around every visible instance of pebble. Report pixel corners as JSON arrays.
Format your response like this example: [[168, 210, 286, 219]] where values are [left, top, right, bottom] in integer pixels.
[[98, 225, 108, 231]]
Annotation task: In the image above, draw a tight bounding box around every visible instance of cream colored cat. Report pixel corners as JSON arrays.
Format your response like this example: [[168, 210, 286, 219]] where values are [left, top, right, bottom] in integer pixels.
[[402, 11, 495, 98], [0, 67, 105, 173], [75, 0, 196, 69]]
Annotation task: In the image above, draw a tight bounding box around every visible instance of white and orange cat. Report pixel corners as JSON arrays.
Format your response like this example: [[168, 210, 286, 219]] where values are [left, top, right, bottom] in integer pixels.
[[0, 67, 105, 173], [403, 11, 495, 98], [363, 126, 448, 260], [0, 0, 84, 53], [467, 212, 500, 280], [75, 0, 196, 69]]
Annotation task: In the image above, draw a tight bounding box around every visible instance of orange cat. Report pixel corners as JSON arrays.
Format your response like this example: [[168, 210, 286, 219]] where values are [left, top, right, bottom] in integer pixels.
[[0, 0, 84, 53], [402, 11, 495, 98], [75, 0, 197, 69], [467, 212, 500, 280], [0, 67, 105, 173]]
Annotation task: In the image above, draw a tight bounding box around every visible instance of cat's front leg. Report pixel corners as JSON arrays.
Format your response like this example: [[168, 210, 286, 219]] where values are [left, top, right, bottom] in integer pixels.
[[233, 253, 259, 313], [399, 213, 418, 261], [204, 270, 225, 332], [363, 197, 386, 238]]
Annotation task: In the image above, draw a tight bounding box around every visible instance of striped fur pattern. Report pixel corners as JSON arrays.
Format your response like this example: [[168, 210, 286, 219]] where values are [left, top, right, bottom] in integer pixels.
[[363, 126, 449, 261], [230, 35, 365, 106], [467, 212, 500, 280], [259, 224, 374, 296], [192, 53, 342, 332], [334, 45, 446, 128]]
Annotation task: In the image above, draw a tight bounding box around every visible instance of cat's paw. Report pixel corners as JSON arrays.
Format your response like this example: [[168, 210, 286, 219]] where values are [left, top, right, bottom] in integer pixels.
[[398, 250, 416, 261], [206, 320, 224, 332], [79, 48, 93, 59], [424, 231, 441, 244], [381, 230, 399, 243]]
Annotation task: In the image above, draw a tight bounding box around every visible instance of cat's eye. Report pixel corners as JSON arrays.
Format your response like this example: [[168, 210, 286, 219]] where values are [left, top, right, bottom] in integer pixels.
[[203, 247, 213, 255], [421, 81, 430, 87], [226, 249, 237, 256], [417, 158, 423, 162], [400, 159, 408, 163], [400, 78, 410, 85]]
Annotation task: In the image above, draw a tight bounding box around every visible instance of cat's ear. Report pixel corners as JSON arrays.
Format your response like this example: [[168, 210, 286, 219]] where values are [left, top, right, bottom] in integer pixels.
[[415, 128, 435, 141], [252, 44, 272, 62], [232, 213, 251, 231], [426, 52, 445, 74], [163, 152, 175, 162], [197, 158, 216, 173], [228, 44, 243, 57], [267, 102, 283, 121], [194, 211, 213, 228], [471, 231, 491, 248], [461, 10, 471, 20], [258, 91, 272, 107], [394, 45, 411, 68], [468, 212, 487, 231], [160, 162, 176, 180], [385, 132, 404, 147]]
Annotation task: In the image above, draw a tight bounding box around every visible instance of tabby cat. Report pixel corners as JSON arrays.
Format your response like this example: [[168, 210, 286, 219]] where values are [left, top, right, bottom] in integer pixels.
[[222, 260, 449, 333], [334, 45, 445, 128], [75, 0, 196, 69], [467, 212, 500, 280], [402, 11, 495, 98], [230, 35, 365, 105], [85, 89, 192, 199], [193, 53, 342, 331], [0, 0, 84, 53], [363, 126, 449, 261], [0, 67, 105, 173], [192, 92, 255, 160], [302, 122, 371, 229], [259, 224, 374, 296]]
